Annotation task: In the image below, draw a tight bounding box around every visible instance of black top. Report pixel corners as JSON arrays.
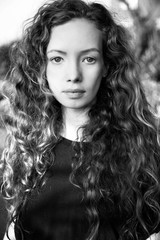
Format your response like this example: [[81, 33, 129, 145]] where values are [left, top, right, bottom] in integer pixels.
[[14, 138, 118, 240], [13, 137, 160, 240]]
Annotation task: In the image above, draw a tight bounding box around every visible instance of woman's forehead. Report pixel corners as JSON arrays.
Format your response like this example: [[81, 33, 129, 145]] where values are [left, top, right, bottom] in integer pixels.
[[47, 18, 103, 53]]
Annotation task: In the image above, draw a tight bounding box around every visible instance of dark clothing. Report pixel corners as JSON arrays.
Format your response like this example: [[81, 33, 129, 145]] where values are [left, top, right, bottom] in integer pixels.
[[15, 138, 118, 240], [13, 137, 160, 240]]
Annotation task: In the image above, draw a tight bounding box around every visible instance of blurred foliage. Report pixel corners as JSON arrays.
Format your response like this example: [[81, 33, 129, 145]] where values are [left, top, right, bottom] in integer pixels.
[[0, 43, 11, 80], [0, 43, 12, 150], [0, 43, 12, 120], [118, 0, 160, 115]]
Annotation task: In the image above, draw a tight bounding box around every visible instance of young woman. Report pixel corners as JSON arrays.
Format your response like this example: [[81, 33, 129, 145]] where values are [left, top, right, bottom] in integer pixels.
[[1, 0, 160, 239]]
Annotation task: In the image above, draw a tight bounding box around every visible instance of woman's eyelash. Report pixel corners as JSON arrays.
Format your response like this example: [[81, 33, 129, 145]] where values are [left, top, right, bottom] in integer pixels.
[[49, 56, 96, 64], [83, 57, 96, 63], [50, 56, 64, 63]]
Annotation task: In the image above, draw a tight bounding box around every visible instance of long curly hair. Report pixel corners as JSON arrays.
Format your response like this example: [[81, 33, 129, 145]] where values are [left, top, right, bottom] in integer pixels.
[[1, 0, 160, 239]]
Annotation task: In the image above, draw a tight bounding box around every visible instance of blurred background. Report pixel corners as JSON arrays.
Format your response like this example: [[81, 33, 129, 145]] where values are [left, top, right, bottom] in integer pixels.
[[0, 0, 160, 154], [0, 0, 160, 239]]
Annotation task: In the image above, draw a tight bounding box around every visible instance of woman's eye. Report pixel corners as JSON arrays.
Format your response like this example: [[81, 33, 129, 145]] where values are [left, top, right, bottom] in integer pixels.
[[51, 57, 63, 63], [83, 57, 96, 64]]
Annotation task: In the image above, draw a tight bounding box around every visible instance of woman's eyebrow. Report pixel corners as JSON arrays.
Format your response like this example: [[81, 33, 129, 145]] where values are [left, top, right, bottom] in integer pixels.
[[47, 49, 67, 55], [47, 48, 101, 54], [80, 48, 101, 54]]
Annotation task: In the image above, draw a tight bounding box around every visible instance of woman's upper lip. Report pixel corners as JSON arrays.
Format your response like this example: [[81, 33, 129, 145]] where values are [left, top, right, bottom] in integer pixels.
[[63, 89, 85, 93]]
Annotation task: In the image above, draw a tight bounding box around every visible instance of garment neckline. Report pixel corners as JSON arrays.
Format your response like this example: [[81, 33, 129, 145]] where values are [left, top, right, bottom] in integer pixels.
[[60, 136, 89, 146], [61, 136, 75, 145]]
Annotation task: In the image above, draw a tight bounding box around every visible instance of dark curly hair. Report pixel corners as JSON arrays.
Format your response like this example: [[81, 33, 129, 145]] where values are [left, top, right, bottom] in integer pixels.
[[1, 0, 160, 239]]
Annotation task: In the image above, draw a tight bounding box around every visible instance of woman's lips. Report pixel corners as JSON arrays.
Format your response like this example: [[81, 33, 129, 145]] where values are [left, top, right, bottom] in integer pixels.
[[63, 89, 85, 98]]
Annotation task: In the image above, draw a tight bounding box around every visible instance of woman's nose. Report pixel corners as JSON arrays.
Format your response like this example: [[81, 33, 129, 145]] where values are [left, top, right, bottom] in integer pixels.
[[67, 61, 82, 82]]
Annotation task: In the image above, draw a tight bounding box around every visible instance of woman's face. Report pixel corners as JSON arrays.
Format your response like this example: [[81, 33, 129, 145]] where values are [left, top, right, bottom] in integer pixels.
[[46, 18, 105, 111]]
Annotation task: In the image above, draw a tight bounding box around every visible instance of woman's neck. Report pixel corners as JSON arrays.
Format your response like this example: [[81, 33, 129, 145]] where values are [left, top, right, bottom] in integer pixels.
[[61, 107, 89, 141]]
